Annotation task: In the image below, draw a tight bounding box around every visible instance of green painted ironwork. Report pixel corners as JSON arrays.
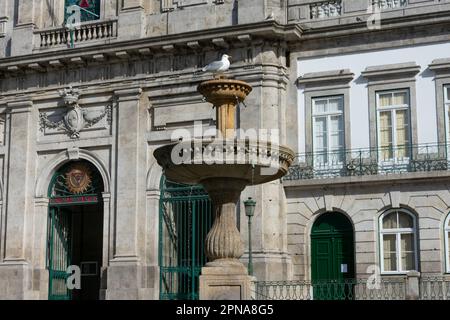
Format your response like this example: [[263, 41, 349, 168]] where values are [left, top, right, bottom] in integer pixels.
[[159, 177, 212, 300], [47, 161, 103, 300], [420, 277, 450, 300], [48, 207, 72, 300], [285, 142, 450, 181], [253, 278, 407, 300]]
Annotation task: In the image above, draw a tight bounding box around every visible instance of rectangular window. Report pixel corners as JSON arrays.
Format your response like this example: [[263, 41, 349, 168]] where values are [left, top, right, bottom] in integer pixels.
[[383, 234, 397, 272], [445, 85, 450, 143], [65, 0, 101, 24], [376, 90, 411, 162], [312, 96, 344, 168]]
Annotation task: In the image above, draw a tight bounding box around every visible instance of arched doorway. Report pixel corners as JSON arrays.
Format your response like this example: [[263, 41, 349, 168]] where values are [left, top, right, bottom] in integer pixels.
[[311, 212, 355, 300], [158, 177, 212, 300], [47, 160, 104, 300]]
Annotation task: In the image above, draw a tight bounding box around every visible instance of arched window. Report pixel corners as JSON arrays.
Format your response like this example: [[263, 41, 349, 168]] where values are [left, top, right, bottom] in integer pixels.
[[445, 214, 450, 273], [379, 209, 418, 273]]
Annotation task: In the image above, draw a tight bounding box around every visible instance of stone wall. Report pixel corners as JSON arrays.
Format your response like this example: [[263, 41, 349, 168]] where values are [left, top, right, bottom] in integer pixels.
[[285, 175, 450, 280]]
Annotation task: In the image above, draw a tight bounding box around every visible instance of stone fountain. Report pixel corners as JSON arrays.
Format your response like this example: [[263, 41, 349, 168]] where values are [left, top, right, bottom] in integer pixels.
[[154, 77, 294, 300]]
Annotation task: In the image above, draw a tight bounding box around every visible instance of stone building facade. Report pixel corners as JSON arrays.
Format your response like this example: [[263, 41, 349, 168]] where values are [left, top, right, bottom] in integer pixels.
[[0, 0, 450, 300]]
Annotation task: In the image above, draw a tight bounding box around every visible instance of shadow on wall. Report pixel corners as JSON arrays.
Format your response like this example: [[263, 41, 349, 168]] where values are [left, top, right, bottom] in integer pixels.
[[232, 0, 238, 25]]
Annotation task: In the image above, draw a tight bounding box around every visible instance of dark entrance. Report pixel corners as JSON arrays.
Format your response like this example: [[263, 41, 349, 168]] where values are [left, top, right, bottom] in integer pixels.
[[311, 212, 355, 300], [47, 161, 104, 300]]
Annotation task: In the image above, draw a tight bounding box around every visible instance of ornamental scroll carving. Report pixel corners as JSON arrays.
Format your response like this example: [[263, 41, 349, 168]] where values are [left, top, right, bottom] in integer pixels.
[[39, 86, 112, 139]]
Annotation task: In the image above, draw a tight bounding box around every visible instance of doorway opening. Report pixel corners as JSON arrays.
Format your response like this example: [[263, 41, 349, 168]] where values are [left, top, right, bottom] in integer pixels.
[[311, 212, 355, 300], [46, 160, 104, 300]]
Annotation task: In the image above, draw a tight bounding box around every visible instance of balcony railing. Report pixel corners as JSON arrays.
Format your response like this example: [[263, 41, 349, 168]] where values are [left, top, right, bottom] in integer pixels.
[[420, 277, 450, 300], [372, 0, 408, 10], [310, 1, 343, 19], [284, 143, 450, 181], [35, 19, 117, 49], [253, 278, 406, 300]]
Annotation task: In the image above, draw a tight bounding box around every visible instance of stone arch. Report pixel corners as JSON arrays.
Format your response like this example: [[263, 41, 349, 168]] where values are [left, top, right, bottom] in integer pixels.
[[35, 148, 111, 198], [146, 159, 163, 191]]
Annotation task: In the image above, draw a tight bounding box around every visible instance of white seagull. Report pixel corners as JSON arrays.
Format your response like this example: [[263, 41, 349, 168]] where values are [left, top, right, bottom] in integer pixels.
[[202, 54, 232, 75]]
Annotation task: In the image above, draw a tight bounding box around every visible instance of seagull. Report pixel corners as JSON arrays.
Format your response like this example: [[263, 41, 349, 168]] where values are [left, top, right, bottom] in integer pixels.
[[202, 54, 232, 75]]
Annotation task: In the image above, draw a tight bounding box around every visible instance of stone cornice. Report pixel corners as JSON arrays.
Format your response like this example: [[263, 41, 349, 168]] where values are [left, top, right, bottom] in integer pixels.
[[290, 9, 450, 49], [429, 58, 450, 75], [297, 69, 354, 86], [0, 21, 302, 78], [361, 62, 421, 82]]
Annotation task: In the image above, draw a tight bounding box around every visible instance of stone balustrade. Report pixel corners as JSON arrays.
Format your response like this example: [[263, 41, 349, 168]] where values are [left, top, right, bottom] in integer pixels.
[[310, 1, 342, 19], [372, 0, 408, 10], [35, 19, 117, 49]]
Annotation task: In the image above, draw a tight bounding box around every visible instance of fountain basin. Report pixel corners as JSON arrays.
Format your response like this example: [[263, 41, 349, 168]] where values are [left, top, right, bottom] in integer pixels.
[[154, 138, 295, 186]]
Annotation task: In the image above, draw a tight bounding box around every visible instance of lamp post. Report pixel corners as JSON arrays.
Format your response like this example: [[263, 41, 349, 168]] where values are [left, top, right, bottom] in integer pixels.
[[244, 197, 256, 276]]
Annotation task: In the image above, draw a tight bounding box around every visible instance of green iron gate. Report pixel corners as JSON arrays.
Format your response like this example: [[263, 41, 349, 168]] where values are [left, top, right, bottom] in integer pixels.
[[159, 177, 212, 300], [47, 161, 103, 300], [48, 207, 73, 300]]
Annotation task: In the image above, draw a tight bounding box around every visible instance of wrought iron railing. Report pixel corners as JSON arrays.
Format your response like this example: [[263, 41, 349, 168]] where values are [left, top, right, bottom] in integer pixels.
[[253, 278, 407, 300], [420, 277, 450, 300], [284, 143, 450, 181]]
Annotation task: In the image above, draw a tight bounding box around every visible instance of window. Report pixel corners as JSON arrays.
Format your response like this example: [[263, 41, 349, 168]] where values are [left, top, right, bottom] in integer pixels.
[[64, 0, 101, 24], [380, 210, 418, 273], [445, 214, 450, 273], [444, 85, 450, 144], [376, 90, 411, 162], [312, 95, 344, 167]]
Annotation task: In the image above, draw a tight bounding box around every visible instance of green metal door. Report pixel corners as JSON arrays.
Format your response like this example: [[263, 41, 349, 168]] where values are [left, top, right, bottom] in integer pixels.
[[159, 177, 212, 300], [48, 207, 72, 300], [311, 212, 355, 300]]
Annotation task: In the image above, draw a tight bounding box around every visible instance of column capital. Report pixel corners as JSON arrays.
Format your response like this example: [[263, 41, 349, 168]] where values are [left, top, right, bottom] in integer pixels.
[[34, 197, 50, 206], [7, 100, 33, 113], [114, 88, 142, 102]]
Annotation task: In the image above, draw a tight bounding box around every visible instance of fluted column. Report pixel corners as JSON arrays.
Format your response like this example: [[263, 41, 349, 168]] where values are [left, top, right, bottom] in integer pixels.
[[201, 178, 247, 266]]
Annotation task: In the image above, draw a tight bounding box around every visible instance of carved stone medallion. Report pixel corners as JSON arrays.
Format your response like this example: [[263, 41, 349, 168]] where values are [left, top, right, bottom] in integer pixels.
[[65, 162, 92, 194]]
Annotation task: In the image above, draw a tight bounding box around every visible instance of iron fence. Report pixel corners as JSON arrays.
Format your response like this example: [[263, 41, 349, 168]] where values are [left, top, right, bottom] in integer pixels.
[[253, 278, 407, 300], [285, 143, 450, 181], [420, 277, 450, 300]]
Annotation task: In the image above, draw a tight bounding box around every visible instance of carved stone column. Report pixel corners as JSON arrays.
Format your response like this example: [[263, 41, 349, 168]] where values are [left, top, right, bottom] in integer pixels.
[[202, 178, 247, 266]]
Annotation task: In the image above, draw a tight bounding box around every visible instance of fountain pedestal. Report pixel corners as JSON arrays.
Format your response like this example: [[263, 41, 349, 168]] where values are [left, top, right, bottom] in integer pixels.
[[154, 77, 294, 300], [199, 178, 255, 300]]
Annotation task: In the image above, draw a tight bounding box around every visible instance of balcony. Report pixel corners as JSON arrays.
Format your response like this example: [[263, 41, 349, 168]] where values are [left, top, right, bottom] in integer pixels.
[[34, 19, 117, 49], [372, 0, 408, 10], [284, 143, 450, 181], [310, 1, 343, 19]]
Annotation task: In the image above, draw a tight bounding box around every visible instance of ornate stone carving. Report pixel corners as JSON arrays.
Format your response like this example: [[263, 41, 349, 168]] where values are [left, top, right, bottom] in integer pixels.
[[310, 1, 342, 19], [40, 86, 112, 139]]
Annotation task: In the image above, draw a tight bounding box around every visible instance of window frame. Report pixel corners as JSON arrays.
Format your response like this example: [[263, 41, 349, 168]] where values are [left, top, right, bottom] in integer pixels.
[[445, 213, 450, 273], [379, 209, 419, 274], [444, 85, 450, 145], [311, 94, 345, 168], [63, 0, 103, 24], [375, 88, 412, 164]]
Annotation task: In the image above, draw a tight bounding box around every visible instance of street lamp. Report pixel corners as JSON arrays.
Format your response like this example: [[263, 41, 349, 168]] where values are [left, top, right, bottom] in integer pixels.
[[244, 197, 256, 276]]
